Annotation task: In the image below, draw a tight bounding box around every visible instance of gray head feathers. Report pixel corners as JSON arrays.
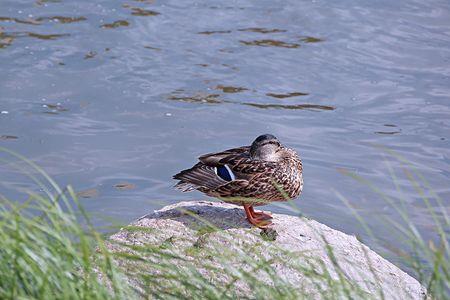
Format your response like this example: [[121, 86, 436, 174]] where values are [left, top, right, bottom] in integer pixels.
[[250, 134, 281, 161]]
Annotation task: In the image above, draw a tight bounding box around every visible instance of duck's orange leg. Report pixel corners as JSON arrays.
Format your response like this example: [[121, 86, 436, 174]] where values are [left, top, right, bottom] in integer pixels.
[[249, 206, 273, 220], [243, 204, 272, 228]]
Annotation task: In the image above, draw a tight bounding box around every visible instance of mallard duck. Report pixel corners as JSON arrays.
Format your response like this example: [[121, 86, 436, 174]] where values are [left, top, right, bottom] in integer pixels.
[[173, 134, 303, 228]]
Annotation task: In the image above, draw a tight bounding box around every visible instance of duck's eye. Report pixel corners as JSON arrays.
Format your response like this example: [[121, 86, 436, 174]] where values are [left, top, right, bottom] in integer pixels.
[[215, 165, 235, 181], [262, 141, 280, 147]]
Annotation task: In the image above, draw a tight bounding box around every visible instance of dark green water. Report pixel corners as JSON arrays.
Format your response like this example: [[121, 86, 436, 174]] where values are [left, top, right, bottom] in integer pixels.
[[1, 0, 449, 270]]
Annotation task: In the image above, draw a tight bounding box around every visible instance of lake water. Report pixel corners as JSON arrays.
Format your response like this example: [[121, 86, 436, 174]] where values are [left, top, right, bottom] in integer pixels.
[[1, 0, 449, 271]]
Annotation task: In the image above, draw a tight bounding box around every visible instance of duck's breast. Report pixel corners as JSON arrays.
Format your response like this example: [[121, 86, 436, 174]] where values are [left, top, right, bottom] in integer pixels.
[[279, 152, 303, 199]]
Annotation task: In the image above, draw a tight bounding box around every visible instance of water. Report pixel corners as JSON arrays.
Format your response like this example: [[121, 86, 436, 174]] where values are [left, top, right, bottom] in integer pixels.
[[1, 0, 449, 271]]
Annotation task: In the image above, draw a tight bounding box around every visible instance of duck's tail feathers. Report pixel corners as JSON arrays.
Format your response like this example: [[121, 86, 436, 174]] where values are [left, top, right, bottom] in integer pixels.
[[173, 182, 197, 192], [173, 162, 228, 192]]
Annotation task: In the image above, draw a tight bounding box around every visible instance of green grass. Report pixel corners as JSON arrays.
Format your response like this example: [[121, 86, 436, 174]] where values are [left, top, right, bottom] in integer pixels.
[[337, 147, 449, 299], [0, 147, 448, 299]]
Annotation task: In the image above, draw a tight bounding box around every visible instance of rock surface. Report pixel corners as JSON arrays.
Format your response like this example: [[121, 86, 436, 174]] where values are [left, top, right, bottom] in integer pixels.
[[108, 201, 427, 299]]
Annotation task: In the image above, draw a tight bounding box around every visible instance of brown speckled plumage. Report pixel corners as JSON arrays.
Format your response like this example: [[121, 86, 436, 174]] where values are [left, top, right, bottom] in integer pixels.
[[173, 134, 303, 207]]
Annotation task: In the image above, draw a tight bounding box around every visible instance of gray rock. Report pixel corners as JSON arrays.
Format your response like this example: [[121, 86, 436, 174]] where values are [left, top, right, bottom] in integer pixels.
[[108, 201, 427, 299]]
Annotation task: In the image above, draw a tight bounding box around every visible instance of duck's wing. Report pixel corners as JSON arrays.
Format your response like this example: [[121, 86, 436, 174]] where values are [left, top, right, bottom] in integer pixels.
[[173, 146, 250, 193], [199, 145, 276, 182], [210, 157, 278, 198], [198, 146, 249, 166], [218, 154, 276, 175], [173, 162, 229, 192]]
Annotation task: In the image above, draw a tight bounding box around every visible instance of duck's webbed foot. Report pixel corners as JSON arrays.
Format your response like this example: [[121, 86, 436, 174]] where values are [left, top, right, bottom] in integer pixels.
[[249, 206, 273, 220], [244, 204, 272, 228]]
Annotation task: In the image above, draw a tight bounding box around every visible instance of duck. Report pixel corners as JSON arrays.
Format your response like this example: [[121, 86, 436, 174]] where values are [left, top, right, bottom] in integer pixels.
[[173, 134, 303, 228]]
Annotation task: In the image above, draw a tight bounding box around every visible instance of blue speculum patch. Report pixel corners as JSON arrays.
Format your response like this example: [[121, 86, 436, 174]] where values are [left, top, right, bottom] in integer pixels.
[[216, 165, 233, 181]]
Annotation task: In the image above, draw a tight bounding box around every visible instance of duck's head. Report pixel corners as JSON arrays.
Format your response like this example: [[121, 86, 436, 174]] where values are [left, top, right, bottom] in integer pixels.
[[250, 134, 282, 161]]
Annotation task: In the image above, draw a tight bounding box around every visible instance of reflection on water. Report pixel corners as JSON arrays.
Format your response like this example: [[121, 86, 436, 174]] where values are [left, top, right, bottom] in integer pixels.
[[168, 93, 223, 104], [0, 135, 18, 140], [0, 17, 41, 25], [35, 16, 87, 24], [299, 36, 324, 43], [77, 188, 99, 199], [375, 124, 401, 135], [375, 131, 401, 135], [42, 103, 69, 114], [0, 0, 449, 274], [143, 45, 161, 51], [0, 16, 86, 26], [84, 51, 97, 59], [168, 92, 335, 111], [114, 182, 136, 190], [5, 31, 70, 40], [100, 20, 130, 29], [0, 30, 70, 48], [238, 28, 287, 34], [36, 0, 62, 5], [266, 92, 309, 98], [128, 7, 160, 17], [198, 30, 232, 35], [242, 103, 335, 111], [27, 32, 70, 40], [240, 39, 300, 48], [0, 33, 14, 48], [215, 85, 248, 93]]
